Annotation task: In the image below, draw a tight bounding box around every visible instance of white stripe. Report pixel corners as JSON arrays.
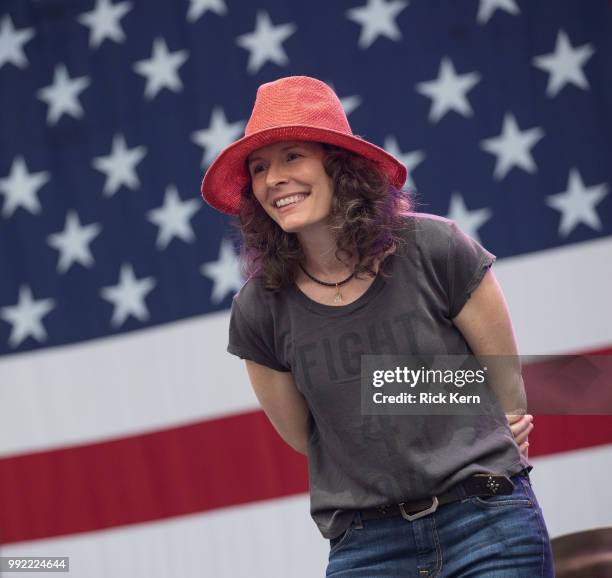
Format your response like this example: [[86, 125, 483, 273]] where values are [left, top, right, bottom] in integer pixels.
[[494, 235, 612, 355], [529, 443, 612, 538], [1, 236, 611, 457], [0, 494, 329, 578], [0, 311, 257, 457]]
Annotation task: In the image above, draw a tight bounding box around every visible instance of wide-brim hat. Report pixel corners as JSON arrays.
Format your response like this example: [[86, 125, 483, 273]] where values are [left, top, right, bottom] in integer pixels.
[[200, 76, 407, 216]]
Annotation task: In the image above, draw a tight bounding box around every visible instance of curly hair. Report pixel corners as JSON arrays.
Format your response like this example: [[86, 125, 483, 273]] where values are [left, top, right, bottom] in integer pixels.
[[229, 143, 419, 291]]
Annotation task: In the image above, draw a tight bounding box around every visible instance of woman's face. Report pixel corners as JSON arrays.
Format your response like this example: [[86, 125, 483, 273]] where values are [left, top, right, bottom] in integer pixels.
[[246, 140, 334, 233]]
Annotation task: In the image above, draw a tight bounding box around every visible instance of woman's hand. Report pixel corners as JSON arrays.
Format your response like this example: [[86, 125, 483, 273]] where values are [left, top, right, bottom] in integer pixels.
[[506, 413, 534, 457]]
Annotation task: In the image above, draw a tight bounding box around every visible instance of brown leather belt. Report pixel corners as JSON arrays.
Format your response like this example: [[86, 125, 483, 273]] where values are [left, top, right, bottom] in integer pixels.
[[358, 469, 529, 523]]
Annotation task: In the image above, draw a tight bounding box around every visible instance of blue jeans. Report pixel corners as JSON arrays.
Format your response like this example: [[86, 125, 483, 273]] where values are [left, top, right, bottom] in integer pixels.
[[326, 472, 554, 577]]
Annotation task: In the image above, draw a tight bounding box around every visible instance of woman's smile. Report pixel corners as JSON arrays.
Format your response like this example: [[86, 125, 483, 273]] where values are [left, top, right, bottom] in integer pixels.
[[275, 193, 311, 211]]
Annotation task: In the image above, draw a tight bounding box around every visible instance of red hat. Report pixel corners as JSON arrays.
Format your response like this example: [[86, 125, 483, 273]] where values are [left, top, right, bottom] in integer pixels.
[[200, 76, 408, 216]]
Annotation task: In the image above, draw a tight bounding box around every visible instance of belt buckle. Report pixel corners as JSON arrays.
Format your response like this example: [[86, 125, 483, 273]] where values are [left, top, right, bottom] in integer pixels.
[[398, 496, 439, 522]]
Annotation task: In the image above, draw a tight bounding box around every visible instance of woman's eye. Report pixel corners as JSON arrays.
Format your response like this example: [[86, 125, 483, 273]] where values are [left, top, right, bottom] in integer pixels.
[[250, 152, 300, 175]]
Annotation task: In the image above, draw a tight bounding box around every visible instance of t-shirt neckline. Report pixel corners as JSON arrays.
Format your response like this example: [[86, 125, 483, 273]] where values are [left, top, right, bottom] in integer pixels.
[[287, 252, 395, 316]]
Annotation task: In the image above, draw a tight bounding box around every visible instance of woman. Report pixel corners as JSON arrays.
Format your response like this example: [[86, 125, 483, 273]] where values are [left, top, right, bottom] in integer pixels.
[[201, 76, 554, 577]]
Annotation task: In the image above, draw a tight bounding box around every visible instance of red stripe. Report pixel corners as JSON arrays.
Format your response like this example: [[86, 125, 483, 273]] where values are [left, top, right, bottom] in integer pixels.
[[522, 349, 612, 415], [523, 340, 612, 456], [2, 347, 611, 545], [528, 416, 612, 456], [0, 411, 308, 545], [2, 412, 611, 545]]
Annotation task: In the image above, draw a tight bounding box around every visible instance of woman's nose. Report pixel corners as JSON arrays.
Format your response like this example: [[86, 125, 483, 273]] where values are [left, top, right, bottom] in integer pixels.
[[265, 161, 288, 187]]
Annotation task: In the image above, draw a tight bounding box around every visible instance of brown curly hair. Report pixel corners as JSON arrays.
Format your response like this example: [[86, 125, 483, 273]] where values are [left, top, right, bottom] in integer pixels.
[[228, 143, 418, 291]]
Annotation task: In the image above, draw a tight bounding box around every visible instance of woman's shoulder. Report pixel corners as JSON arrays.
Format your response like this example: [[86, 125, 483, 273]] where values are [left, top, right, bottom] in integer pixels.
[[402, 211, 455, 233], [232, 270, 288, 315], [397, 211, 457, 255], [232, 271, 265, 306]]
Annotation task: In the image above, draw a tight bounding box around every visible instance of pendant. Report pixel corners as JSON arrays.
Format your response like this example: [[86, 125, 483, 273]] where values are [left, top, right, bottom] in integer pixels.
[[334, 284, 342, 303]]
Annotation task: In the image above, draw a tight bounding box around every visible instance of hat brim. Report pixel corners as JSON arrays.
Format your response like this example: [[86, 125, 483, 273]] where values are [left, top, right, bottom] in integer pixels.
[[200, 125, 408, 216]]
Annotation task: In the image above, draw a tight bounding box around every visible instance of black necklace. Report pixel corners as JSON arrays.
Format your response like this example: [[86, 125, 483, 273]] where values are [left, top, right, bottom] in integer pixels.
[[298, 262, 355, 304]]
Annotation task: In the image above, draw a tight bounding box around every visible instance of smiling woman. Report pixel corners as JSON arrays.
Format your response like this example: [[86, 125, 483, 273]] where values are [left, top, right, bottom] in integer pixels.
[[237, 139, 412, 293], [246, 141, 334, 232], [199, 76, 553, 577]]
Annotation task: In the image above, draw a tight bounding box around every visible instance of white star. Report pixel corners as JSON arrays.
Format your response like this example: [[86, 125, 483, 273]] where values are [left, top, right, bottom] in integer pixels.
[[92, 134, 147, 196], [480, 113, 544, 180], [0, 286, 55, 348], [37, 64, 91, 126], [477, 0, 520, 25], [147, 184, 200, 250], [77, 0, 133, 49], [532, 30, 595, 98], [200, 238, 244, 305], [187, 0, 227, 23], [100, 263, 156, 327], [191, 107, 245, 168], [47, 210, 102, 273], [235, 11, 296, 74], [415, 57, 481, 123], [339, 94, 362, 116], [0, 15, 35, 69], [0, 156, 50, 218], [445, 193, 492, 244], [383, 136, 425, 190], [133, 37, 189, 100], [546, 168, 609, 237], [346, 0, 409, 50]]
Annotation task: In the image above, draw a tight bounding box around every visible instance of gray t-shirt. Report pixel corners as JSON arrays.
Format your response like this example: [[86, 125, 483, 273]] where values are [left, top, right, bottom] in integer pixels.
[[227, 212, 531, 540]]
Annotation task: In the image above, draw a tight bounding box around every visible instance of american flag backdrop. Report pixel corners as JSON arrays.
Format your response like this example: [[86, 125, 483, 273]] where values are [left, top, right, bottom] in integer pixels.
[[1, 0, 611, 575]]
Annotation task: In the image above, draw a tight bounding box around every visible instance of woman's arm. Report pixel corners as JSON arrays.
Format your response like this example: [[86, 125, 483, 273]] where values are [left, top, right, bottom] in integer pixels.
[[452, 268, 534, 454], [244, 359, 310, 455]]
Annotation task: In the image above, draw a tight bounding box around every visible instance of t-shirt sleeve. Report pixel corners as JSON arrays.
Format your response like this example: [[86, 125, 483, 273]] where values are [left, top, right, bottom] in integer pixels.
[[226, 297, 291, 372], [447, 220, 497, 319]]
